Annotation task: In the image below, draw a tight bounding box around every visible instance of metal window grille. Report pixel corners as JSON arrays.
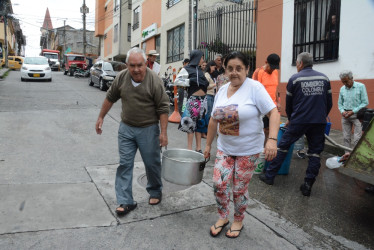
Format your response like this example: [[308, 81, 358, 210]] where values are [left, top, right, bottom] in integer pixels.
[[293, 0, 340, 64], [133, 6, 139, 30], [197, 1, 257, 76], [127, 23, 131, 42], [166, 0, 182, 9], [114, 24, 118, 43], [167, 24, 185, 63]]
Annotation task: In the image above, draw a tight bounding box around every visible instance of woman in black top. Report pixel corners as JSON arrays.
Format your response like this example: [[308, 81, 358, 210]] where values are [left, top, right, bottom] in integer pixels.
[[177, 50, 208, 153]]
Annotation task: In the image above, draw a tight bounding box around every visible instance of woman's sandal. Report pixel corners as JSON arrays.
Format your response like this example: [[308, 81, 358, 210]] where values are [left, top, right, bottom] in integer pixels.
[[225, 225, 244, 238], [210, 221, 229, 237], [115, 203, 137, 216]]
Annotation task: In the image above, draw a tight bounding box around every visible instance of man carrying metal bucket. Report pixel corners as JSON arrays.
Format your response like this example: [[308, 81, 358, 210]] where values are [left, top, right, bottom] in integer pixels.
[[95, 48, 169, 216], [259, 52, 333, 197]]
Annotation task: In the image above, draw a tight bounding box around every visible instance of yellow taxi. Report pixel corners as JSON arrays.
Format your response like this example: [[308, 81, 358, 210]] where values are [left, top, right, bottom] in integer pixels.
[[1, 56, 24, 70]]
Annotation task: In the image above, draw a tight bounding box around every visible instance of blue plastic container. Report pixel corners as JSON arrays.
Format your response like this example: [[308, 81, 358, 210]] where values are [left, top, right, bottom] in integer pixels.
[[265, 124, 295, 175]]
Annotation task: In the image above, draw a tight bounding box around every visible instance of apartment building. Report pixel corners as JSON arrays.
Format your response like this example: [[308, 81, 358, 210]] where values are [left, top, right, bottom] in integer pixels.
[[257, 0, 374, 130], [1, 0, 25, 58], [95, 0, 132, 61]]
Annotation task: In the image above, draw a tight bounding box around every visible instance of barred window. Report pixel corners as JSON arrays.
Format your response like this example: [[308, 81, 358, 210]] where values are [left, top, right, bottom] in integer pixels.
[[114, 24, 118, 43], [166, 0, 181, 9], [167, 24, 184, 63], [293, 0, 340, 64], [127, 23, 131, 42], [133, 6, 140, 30]]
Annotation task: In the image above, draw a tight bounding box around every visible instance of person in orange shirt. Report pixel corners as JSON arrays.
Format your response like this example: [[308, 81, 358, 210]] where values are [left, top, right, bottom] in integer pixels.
[[252, 53, 281, 174]]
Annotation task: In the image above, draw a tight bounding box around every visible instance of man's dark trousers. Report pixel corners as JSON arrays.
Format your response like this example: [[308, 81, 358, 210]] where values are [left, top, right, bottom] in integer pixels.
[[265, 123, 326, 182]]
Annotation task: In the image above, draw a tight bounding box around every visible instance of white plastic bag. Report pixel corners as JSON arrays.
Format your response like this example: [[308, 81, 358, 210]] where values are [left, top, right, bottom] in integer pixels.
[[326, 156, 343, 169]]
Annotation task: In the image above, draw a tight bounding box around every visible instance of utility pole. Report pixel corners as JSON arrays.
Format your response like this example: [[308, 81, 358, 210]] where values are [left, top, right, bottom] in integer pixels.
[[81, 0, 88, 56], [63, 19, 66, 54], [4, 14, 8, 67], [194, 0, 198, 49]]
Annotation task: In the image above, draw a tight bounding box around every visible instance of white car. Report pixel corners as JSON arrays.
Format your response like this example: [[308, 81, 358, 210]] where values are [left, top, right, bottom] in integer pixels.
[[21, 56, 52, 82]]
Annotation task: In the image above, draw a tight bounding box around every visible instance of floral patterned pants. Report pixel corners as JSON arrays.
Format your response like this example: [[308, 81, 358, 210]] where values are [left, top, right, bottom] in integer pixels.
[[213, 150, 258, 222]]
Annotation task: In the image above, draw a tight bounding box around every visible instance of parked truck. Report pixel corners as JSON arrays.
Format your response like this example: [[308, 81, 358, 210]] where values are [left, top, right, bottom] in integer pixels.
[[41, 49, 60, 71], [63, 54, 87, 76]]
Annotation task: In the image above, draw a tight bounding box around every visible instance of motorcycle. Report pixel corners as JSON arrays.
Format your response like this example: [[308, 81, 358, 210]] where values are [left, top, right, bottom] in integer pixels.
[[162, 67, 175, 106]]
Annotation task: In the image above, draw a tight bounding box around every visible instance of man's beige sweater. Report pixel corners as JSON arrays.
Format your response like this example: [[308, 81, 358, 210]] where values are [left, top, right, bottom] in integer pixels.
[[106, 68, 169, 127]]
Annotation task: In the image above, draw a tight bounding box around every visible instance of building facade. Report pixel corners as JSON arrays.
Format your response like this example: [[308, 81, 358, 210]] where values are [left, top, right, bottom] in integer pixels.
[[256, 0, 374, 130], [95, 0, 132, 62]]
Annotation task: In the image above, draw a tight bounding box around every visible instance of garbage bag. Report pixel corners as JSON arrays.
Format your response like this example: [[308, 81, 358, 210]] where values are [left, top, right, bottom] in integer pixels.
[[326, 156, 343, 169]]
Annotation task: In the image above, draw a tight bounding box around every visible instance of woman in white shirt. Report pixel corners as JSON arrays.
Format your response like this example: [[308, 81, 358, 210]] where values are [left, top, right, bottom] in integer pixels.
[[204, 51, 280, 238]]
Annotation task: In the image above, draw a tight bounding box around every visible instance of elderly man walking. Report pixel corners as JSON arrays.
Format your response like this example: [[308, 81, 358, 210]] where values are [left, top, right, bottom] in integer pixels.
[[260, 52, 333, 197], [338, 70, 369, 151], [96, 48, 169, 216]]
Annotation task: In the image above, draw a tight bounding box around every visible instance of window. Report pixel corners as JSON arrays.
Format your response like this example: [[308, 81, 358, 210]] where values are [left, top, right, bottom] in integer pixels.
[[114, 0, 120, 12], [133, 6, 140, 30], [114, 24, 118, 43], [128, 0, 132, 9], [127, 23, 131, 42], [166, 0, 181, 9], [293, 0, 340, 64], [167, 24, 184, 63]]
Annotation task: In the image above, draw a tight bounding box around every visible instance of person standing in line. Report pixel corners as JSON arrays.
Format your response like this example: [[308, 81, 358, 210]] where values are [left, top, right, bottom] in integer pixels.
[[95, 48, 169, 216], [177, 58, 190, 115], [338, 70, 369, 152], [216, 55, 229, 91], [211, 54, 224, 79], [252, 53, 281, 174], [204, 51, 280, 238], [259, 52, 333, 197], [202, 60, 218, 139], [146, 50, 161, 75], [201, 60, 207, 72], [178, 50, 208, 153]]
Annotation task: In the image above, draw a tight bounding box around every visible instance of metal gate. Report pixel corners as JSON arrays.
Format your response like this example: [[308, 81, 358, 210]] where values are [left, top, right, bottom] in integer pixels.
[[197, 1, 257, 74]]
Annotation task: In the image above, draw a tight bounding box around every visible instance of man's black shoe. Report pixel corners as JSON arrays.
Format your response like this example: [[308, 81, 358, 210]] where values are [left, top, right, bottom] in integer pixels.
[[300, 182, 313, 196], [259, 174, 274, 185], [365, 185, 374, 194]]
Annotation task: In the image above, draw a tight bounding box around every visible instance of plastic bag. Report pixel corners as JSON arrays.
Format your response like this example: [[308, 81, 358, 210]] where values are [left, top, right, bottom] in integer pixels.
[[326, 156, 343, 169]]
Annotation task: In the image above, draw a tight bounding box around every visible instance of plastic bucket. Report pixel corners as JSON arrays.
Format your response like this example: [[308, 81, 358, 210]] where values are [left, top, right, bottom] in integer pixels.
[[265, 124, 295, 175]]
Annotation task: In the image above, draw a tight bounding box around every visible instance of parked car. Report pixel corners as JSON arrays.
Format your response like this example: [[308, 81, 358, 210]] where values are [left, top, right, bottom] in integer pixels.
[[1, 56, 24, 70], [88, 60, 127, 91], [20, 56, 52, 82], [63, 54, 87, 76]]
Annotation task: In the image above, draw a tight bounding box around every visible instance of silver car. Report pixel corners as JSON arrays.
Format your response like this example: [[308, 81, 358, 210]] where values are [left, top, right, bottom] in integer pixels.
[[88, 61, 127, 91]]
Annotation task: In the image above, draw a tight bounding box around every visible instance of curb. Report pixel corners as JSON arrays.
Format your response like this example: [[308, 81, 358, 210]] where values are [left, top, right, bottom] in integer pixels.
[[0, 68, 11, 79]]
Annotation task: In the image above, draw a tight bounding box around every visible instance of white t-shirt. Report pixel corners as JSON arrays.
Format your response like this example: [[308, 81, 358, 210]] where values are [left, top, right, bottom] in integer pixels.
[[212, 77, 276, 156]]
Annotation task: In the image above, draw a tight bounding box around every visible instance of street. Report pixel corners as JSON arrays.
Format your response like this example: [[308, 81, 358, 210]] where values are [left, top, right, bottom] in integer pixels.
[[0, 70, 373, 250]]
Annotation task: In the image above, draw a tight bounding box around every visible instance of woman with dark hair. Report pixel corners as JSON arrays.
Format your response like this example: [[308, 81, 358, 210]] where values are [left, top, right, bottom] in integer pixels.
[[203, 60, 217, 138], [204, 51, 280, 238], [177, 50, 209, 153]]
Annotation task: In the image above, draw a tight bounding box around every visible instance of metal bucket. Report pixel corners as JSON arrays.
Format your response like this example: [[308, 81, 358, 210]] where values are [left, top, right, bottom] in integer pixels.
[[161, 148, 209, 186]]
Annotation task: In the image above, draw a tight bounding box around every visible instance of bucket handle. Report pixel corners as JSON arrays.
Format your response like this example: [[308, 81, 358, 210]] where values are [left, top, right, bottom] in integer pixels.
[[200, 157, 210, 171], [160, 146, 168, 153]]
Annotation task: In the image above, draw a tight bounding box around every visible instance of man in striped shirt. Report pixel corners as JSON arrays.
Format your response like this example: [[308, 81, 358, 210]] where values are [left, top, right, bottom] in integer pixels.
[[338, 70, 369, 151]]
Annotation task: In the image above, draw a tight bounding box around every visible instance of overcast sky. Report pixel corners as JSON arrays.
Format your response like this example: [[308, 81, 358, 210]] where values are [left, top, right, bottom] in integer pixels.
[[12, 0, 96, 56]]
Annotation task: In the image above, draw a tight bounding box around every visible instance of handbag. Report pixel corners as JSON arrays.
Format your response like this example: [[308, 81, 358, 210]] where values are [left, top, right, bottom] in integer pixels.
[[174, 68, 190, 87]]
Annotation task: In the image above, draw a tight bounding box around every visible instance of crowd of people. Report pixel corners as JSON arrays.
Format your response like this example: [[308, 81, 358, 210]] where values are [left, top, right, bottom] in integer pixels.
[[95, 47, 370, 239]]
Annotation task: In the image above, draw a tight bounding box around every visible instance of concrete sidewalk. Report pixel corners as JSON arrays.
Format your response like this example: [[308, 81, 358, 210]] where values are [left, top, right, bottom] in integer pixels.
[[0, 68, 11, 79]]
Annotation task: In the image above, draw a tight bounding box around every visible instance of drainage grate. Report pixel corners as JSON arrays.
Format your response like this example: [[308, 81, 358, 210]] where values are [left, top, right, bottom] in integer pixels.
[[137, 173, 190, 193]]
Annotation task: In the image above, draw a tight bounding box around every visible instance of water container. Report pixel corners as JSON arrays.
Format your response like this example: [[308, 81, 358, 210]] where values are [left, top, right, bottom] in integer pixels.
[[265, 123, 295, 175]]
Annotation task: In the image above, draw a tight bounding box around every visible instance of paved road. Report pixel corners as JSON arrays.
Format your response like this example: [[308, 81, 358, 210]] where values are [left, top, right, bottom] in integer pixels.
[[0, 71, 373, 249]]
